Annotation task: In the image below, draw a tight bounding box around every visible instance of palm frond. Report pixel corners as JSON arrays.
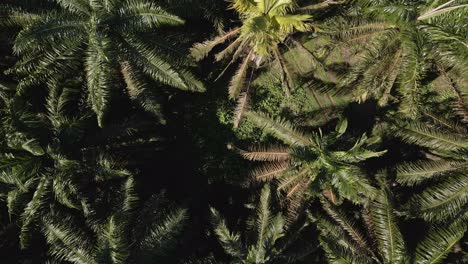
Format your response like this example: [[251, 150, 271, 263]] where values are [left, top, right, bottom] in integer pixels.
[[244, 111, 310, 146], [52, 177, 79, 210], [85, 37, 116, 127], [333, 19, 392, 44], [276, 14, 312, 33], [100, 215, 130, 264], [369, 186, 406, 263], [42, 214, 95, 264], [55, 0, 91, 15], [396, 160, 467, 186], [251, 162, 290, 181], [239, 145, 290, 162], [323, 201, 369, 250], [190, 28, 241, 61], [140, 207, 187, 256], [255, 185, 282, 250], [120, 61, 165, 122], [119, 1, 184, 30], [404, 173, 468, 222], [272, 45, 293, 97], [233, 92, 249, 128], [215, 37, 243, 62], [414, 219, 467, 264], [398, 30, 427, 117], [418, 0, 468, 20], [320, 236, 375, 264], [231, 0, 258, 15], [20, 177, 51, 249], [124, 34, 205, 92], [394, 122, 468, 152], [13, 16, 84, 55], [229, 51, 253, 100], [332, 168, 378, 203], [0, 5, 40, 27], [121, 177, 139, 216], [210, 207, 245, 258]]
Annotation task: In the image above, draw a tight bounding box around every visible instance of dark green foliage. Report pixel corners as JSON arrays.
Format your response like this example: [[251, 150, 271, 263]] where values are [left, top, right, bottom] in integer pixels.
[[313, 175, 467, 264], [237, 111, 386, 205], [210, 185, 316, 263], [0, 0, 467, 263], [392, 118, 468, 222], [1, 0, 205, 127], [321, 0, 468, 119], [0, 82, 132, 249], [42, 177, 188, 264]]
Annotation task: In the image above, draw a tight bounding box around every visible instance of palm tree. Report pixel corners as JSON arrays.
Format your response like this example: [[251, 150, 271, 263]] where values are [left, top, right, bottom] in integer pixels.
[[210, 184, 315, 263], [191, 0, 314, 125], [313, 175, 467, 263], [391, 117, 468, 222], [0, 82, 131, 248], [331, 0, 467, 118], [234, 111, 386, 205], [41, 177, 188, 264], [1, 0, 205, 126]]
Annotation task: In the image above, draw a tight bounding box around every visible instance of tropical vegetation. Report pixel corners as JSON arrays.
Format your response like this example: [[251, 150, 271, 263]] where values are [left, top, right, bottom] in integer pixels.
[[0, 0, 466, 263]]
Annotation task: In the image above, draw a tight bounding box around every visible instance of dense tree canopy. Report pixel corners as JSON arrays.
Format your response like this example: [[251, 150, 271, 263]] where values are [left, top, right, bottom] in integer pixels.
[[0, 0, 466, 263]]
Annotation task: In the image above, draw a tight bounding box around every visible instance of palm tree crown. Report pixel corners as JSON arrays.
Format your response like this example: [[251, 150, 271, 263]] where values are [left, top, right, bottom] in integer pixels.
[[210, 184, 313, 263], [236, 111, 386, 205], [231, 0, 312, 57], [0, 82, 130, 248], [313, 176, 467, 264], [2, 0, 205, 126], [333, 0, 467, 118], [191, 0, 312, 102], [42, 177, 188, 264]]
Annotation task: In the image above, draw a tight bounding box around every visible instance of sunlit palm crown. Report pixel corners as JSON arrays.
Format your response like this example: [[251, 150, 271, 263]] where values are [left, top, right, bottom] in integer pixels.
[[3, 0, 205, 126], [192, 0, 311, 62], [190, 0, 313, 125], [233, 0, 312, 57]]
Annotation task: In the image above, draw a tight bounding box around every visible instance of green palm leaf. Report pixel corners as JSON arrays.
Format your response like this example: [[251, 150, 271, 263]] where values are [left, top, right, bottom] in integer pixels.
[[404, 173, 468, 222], [414, 220, 467, 264], [369, 186, 406, 263], [244, 111, 310, 146], [394, 122, 468, 152], [396, 160, 467, 186], [210, 207, 245, 258]]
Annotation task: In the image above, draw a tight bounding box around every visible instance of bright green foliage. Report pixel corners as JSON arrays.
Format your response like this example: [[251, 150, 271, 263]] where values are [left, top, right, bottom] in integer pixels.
[[393, 118, 468, 222], [42, 177, 188, 264], [1, 0, 205, 126], [191, 0, 314, 119], [210, 185, 314, 263], [192, 0, 312, 60], [237, 111, 386, 205], [313, 177, 467, 264]]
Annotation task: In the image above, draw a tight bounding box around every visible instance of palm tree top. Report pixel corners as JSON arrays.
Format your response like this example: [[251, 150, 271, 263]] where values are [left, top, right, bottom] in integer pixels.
[[3, 0, 205, 127], [237, 111, 386, 205], [314, 175, 467, 264], [211, 184, 313, 263], [230, 0, 312, 56]]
